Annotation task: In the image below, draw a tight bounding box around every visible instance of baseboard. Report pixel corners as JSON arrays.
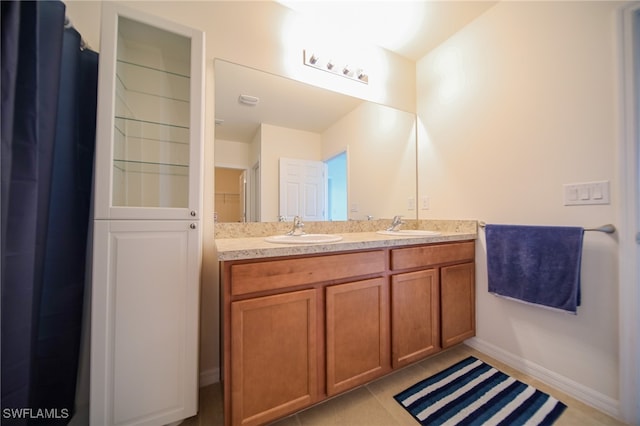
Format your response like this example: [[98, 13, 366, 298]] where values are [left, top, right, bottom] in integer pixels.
[[199, 367, 220, 387], [465, 337, 620, 419]]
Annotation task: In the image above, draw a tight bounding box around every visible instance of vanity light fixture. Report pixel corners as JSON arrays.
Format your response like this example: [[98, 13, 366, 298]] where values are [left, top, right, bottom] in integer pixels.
[[238, 94, 259, 106], [303, 50, 368, 84]]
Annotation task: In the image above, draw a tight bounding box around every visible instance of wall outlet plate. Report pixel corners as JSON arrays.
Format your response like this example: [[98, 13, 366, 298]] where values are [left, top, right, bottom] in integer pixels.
[[420, 196, 430, 210]]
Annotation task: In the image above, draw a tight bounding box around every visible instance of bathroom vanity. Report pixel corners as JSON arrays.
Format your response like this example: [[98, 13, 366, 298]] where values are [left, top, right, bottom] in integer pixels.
[[217, 225, 476, 426]]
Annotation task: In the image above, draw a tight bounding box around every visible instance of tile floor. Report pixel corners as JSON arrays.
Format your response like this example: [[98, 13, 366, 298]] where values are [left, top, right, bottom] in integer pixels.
[[180, 344, 627, 426]]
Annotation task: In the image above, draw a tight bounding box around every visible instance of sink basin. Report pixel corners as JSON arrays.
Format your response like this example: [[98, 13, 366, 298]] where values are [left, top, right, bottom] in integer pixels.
[[264, 234, 343, 244], [376, 230, 441, 237]]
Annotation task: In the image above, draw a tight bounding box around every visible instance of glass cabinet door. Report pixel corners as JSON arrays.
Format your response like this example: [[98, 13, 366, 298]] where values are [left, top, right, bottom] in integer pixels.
[[94, 4, 204, 220]]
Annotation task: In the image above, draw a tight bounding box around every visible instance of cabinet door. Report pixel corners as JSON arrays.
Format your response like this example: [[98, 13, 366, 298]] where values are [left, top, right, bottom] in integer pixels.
[[91, 220, 201, 426], [391, 269, 440, 368], [231, 290, 318, 426], [326, 278, 390, 396], [441, 262, 476, 348], [94, 3, 204, 220]]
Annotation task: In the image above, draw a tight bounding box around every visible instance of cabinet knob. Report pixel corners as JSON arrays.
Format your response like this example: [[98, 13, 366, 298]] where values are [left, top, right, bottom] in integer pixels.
[[190, 210, 197, 217], [190, 223, 197, 230]]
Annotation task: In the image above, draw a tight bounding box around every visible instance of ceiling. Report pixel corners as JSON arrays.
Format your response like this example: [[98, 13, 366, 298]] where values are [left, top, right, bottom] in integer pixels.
[[215, 60, 364, 143], [278, 1, 497, 62], [214, 1, 497, 145]]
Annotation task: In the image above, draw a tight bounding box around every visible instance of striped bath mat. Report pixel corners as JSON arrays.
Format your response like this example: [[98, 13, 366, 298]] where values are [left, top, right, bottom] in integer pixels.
[[394, 356, 567, 426]]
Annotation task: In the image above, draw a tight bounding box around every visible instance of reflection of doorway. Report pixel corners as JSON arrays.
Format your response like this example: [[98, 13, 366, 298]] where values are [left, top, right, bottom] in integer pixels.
[[214, 167, 246, 222], [326, 152, 347, 221], [279, 158, 327, 221], [250, 161, 260, 222]]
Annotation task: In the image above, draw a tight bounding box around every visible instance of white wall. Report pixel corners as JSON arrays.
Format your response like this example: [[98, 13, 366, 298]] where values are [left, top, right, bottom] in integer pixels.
[[417, 1, 624, 416], [65, 0, 416, 384], [214, 139, 251, 170], [323, 102, 417, 220]]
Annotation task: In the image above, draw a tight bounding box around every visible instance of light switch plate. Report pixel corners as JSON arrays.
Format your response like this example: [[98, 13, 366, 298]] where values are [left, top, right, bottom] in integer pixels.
[[407, 197, 415, 210], [563, 181, 610, 205]]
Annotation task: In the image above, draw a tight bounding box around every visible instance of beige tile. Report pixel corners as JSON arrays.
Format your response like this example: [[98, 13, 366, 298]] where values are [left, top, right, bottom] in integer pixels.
[[183, 345, 627, 426], [295, 387, 400, 426], [365, 363, 429, 424], [417, 345, 475, 374], [269, 414, 301, 426], [180, 382, 224, 426], [199, 382, 224, 426]]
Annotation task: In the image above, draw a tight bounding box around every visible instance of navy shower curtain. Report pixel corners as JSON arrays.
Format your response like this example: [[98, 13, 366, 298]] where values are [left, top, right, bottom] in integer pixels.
[[1, 1, 97, 424]]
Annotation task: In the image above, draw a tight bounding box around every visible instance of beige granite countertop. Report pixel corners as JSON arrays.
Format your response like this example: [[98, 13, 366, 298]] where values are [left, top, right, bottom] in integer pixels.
[[215, 219, 478, 261]]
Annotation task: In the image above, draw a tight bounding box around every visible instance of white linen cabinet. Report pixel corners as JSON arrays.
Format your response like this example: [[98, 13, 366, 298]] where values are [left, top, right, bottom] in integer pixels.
[[91, 3, 204, 425]]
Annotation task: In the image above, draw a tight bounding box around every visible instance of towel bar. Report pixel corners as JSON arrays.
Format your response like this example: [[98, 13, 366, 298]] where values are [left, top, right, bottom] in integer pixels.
[[478, 222, 616, 234]]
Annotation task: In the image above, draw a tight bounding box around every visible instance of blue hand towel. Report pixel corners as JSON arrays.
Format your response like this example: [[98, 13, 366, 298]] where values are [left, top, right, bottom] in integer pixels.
[[485, 224, 584, 314]]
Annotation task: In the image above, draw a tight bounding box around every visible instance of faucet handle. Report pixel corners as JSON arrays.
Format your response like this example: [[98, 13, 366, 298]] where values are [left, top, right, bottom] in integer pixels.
[[387, 215, 405, 231], [287, 216, 306, 235]]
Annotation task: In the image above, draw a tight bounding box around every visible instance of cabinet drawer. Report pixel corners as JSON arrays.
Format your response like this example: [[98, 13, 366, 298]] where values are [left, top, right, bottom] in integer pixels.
[[230, 250, 386, 295], [390, 241, 474, 270]]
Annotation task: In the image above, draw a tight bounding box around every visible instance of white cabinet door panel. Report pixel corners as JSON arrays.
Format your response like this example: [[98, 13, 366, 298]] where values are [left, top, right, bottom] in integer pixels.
[[91, 220, 200, 426]]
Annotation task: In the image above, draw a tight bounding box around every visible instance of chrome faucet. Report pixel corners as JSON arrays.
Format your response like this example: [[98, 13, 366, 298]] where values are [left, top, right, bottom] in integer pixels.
[[287, 215, 306, 236], [386, 215, 404, 232]]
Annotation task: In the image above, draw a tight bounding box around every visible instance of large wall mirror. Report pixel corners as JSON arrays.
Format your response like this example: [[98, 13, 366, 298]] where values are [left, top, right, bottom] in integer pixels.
[[214, 59, 417, 223]]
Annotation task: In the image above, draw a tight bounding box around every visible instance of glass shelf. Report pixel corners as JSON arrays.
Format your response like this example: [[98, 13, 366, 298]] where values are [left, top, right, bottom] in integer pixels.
[[114, 116, 189, 143], [117, 59, 189, 79], [109, 14, 195, 211], [113, 159, 189, 176], [116, 59, 190, 103], [113, 115, 190, 181]]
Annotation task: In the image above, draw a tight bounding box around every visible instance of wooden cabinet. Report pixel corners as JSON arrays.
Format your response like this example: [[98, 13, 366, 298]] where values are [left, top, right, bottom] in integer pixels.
[[230, 290, 318, 426], [326, 278, 390, 395], [91, 3, 204, 425], [390, 241, 475, 360], [222, 250, 387, 426], [221, 240, 475, 426], [391, 269, 440, 368], [441, 262, 476, 348]]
